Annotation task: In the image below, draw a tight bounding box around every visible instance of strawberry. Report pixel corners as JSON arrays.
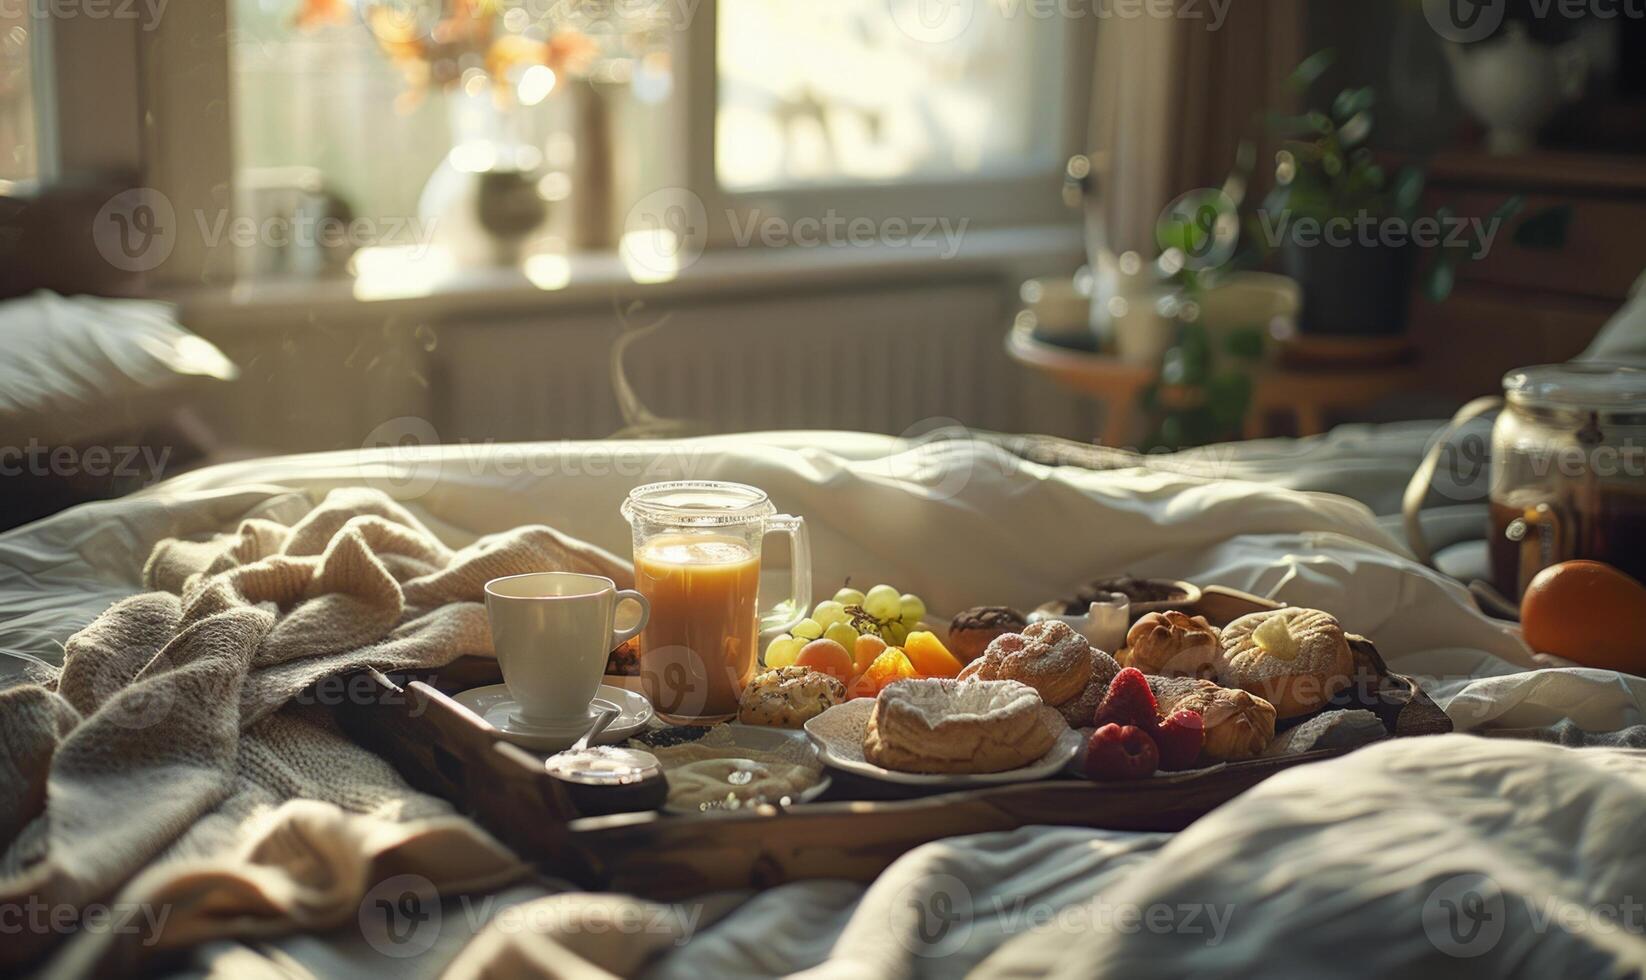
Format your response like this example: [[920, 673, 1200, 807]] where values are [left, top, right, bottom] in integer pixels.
[[1082, 723, 1160, 781], [1155, 709, 1205, 771], [1092, 667, 1159, 734]]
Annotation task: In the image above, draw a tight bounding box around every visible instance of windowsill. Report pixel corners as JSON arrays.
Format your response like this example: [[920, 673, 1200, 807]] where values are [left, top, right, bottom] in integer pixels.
[[167, 223, 1084, 329]]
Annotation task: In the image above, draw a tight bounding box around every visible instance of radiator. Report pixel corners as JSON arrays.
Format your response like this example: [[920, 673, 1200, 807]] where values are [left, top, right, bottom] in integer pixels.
[[436, 281, 1036, 443]]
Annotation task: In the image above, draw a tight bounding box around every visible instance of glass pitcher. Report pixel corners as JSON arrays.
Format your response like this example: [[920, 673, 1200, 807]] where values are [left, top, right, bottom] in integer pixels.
[[1488, 364, 1646, 599], [620, 481, 811, 724]]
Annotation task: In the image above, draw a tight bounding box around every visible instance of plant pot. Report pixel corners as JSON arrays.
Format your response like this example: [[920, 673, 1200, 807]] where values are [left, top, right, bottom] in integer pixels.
[[1281, 237, 1415, 337]]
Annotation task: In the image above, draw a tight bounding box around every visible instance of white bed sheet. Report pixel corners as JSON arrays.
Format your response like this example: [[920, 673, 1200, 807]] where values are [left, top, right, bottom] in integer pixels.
[[4, 431, 1644, 977]]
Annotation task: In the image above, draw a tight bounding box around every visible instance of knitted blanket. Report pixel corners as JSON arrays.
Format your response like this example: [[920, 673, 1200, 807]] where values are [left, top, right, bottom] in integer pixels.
[[0, 488, 631, 977]]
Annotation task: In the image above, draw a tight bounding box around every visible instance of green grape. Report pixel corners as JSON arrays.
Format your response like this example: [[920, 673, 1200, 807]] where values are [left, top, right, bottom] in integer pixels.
[[793, 618, 823, 640], [765, 635, 802, 668], [885, 622, 909, 647], [813, 600, 848, 630], [898, 593, 927, 625], [824, 621, 859, 652], [834, 587, 866, 607], [864, 585, 901, 621]]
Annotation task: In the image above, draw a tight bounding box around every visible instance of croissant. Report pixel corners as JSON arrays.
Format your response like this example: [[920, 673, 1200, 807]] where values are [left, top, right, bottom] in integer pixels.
[[1146, 676, 1276, 761]]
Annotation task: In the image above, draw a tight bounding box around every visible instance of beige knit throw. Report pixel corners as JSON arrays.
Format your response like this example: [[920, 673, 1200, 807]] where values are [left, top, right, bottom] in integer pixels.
[[0, 488, 633, 977]]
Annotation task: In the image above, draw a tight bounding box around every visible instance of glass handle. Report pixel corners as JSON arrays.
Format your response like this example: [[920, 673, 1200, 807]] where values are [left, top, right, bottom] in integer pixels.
[[764, 514, 812, 635]]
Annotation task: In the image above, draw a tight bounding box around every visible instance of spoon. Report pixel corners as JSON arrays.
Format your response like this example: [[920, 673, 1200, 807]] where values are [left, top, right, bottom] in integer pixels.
[[570, 700, 622, 752]]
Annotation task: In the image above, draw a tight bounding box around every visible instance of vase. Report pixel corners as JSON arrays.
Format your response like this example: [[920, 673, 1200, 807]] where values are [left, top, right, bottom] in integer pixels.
[[1443, 25, 1589, 155], [419, 94, 549, 266]]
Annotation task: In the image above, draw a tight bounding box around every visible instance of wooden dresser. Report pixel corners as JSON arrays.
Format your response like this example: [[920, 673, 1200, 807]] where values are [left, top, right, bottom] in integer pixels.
[[1409, 150, 1646, 400]]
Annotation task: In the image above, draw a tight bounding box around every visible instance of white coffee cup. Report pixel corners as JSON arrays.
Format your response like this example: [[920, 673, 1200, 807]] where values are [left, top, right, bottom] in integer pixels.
[[484, 572, 650, 731]]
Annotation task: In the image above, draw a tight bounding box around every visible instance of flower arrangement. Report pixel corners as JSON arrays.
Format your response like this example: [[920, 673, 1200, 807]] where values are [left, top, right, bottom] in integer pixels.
[[290, 0, 670, 111]]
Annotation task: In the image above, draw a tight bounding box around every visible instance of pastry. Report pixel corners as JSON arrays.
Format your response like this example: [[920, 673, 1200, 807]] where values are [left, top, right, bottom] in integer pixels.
[[863, 678, 1060, 774], [1146, 676, 1276, 761], [605, 636, 640, 676], [1125, 611, 1221, 678], [737, 666, 847, 728], [1055, 647, 1124, 728], [958, 620, 1092, 706], [947, 606, 1028, 664], [1216, 608, 1355, 719]]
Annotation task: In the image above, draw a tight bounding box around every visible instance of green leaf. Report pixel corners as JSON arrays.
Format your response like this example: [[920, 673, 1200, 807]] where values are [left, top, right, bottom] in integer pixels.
[[1332, 87, 1375, 121], [1288, 49, 1336, 92], [1514, 204, 1571, 249], [1425, 257, 1456, 302], [1392, 167, 1425, 213], [1337, 111, 1373, 148]]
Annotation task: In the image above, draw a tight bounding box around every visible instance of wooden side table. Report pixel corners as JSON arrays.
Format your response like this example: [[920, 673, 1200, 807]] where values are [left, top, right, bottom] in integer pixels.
[[1006, 324, 1419, 447]]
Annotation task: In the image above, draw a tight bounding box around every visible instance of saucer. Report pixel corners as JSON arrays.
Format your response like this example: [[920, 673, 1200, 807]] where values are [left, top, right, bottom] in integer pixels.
[[453, 684, 654, 753]]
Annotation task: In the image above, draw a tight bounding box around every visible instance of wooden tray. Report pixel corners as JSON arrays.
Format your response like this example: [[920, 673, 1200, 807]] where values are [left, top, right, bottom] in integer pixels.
[[331, 586, 1451, 899]]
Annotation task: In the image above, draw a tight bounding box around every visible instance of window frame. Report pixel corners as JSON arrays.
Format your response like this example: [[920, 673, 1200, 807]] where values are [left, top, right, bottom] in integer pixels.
[[44, 0, 1093, 288], [681, 0, 1096, 249]]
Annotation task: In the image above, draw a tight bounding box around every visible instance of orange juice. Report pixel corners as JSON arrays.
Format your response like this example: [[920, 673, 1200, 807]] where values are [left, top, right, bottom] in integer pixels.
[[633, 533, 761, 723]]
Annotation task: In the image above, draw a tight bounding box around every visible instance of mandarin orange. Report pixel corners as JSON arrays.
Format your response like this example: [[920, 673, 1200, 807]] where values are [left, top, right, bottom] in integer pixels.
[[1520, 560, 1646, 675]]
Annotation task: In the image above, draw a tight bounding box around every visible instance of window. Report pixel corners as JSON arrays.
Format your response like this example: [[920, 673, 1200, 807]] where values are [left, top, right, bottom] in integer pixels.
[[716, 0, 1067, 190], [200, 1, 1086, 282], [0, 6, 38, 185]]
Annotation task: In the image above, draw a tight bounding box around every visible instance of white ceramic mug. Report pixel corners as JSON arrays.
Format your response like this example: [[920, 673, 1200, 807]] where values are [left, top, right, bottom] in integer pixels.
[[484, 572, 649, 730]]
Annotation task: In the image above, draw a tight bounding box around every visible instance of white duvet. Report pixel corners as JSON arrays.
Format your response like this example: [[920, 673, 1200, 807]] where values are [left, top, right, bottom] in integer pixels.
[[3, 432, 1645, 977]]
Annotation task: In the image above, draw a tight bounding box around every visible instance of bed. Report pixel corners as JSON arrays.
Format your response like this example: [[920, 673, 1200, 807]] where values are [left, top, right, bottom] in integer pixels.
[[4, 431, 1645, 977]]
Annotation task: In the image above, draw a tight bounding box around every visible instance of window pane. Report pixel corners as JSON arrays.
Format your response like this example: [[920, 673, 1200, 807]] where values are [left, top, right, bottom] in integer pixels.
[[716, 0, 1066, 190], [0, 8, 38, 184], [229, 0, 674, 279]]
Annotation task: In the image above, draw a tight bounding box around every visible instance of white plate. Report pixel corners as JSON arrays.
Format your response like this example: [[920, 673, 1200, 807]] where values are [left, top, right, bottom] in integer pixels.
[[804, 698, 1082, 787], [452, 683, 653, 753], [649, 725, 832, 814]]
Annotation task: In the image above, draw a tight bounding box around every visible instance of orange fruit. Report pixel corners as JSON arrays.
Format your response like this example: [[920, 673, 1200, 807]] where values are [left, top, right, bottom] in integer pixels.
[[1520, 560, 1646, 675], [902, 631, 964, 678], [794, 639, 854, 682], [848, 649, 918, 699]]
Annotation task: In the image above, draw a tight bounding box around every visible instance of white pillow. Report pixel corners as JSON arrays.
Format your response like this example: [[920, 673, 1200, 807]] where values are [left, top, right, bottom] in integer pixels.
[[0, 291, 236, 444]]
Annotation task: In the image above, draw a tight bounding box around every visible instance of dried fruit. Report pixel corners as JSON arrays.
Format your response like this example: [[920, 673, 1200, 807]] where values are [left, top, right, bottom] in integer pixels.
[[901, 631, 964, 678]]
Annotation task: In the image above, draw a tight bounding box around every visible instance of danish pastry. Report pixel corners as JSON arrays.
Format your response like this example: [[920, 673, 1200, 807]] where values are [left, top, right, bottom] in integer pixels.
[[1056, 647, 1124, 728], [1125, 611, 1221, 678], [863, 678, 1060, 774], [1216, 607, 1354, 719], [1146, 675, 1277, 761], [958, 619, 1092, 706], [947, 606, 1028, 664], [737, 666, 847, 728]]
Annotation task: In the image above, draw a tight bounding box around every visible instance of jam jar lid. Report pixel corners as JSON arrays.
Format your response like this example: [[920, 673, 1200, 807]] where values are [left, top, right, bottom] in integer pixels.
[[1504, 363, 1646, 410], [544, 746, 662, 787]]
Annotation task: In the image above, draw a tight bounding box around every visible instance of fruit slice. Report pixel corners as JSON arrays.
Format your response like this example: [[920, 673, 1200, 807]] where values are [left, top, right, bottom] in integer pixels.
[[901, 631, 964, 678], [849, 648, 918, 698], [795, 639, 854, 682], [853, 633, 887, 675]]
